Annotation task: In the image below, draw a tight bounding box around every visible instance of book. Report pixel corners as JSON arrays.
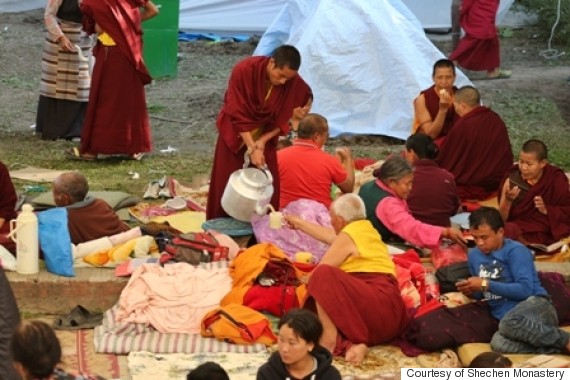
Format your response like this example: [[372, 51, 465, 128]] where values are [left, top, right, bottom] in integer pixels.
[[519, 354, 570, 368], [527, 236, 570, 253]]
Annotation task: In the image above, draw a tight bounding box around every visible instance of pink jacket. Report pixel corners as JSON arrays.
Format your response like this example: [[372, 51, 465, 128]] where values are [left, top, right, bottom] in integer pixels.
[[375, 181, 442, 249]]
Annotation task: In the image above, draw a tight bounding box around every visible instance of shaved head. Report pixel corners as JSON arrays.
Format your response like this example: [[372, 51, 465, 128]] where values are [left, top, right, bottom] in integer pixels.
[[455, 85, 481, 107]]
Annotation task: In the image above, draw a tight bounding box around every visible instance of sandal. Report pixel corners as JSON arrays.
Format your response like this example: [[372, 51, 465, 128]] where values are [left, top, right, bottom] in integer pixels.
[[485, 69, 512, 80], [130, 152, 145, 161], [64, 147, 98, 161], [53, 305, 103, 330]]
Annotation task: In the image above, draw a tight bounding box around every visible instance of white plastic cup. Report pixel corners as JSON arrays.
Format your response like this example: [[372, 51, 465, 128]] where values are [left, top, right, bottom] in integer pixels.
[[268, 211, 283, 229]]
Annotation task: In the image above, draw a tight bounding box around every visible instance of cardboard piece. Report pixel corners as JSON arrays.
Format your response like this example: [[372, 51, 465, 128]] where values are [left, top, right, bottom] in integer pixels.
[[9, 166, 70, 183]]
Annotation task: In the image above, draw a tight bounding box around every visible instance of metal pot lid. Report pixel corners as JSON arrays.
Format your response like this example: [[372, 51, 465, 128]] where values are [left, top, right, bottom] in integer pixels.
[[240, 168, 271, 188]]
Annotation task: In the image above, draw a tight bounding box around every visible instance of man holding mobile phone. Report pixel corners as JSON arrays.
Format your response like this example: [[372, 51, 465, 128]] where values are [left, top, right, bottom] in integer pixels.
[[456, 206, 570, 354]]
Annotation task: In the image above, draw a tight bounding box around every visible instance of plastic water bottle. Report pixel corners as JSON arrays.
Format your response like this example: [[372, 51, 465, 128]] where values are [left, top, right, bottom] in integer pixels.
[[425, 268, 440, 302], [9, 204, 39, 274]]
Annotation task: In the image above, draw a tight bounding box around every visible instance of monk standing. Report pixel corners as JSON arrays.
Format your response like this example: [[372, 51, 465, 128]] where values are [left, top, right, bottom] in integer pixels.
[[436, 86, 513, 201], [413, 59, 460, 146], [68, 0, 158, 161], [449, 0, 511, 79], [206, 45, 312, 219], [499, 140, 570, 245]]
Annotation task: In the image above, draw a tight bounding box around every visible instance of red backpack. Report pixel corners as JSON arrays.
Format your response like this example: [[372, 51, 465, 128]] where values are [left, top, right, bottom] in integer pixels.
[[160, 232, 229, 265]]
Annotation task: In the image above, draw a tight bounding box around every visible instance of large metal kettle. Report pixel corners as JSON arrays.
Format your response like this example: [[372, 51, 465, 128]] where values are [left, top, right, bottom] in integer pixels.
[[221, 153, 274, 222]]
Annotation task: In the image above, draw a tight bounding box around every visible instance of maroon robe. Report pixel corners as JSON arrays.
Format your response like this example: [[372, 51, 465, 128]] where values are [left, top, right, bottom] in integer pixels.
[[436, 106, 513, 201], [206, 56, 312, 220], [67, 198, 130, 244], [500, 164, 570, 245], [0, 162, 17, 252], [0, 162, 17, 234], [407, 159, 460, 227], [419, 85, 460, 144], [79, 0, 152, 156], [306, 266, 409, 356], [448, 0, 500, 71]]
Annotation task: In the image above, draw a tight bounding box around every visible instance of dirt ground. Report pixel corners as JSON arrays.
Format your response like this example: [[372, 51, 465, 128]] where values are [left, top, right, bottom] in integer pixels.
[[0, 8, 569, 170]]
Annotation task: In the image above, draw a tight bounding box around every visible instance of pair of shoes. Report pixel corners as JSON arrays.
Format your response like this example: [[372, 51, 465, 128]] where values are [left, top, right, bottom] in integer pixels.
[[485, 69, 512, 80], [143, 181, 161, 199], [64, 147, 97, 161], [53, 305, 103, 330]]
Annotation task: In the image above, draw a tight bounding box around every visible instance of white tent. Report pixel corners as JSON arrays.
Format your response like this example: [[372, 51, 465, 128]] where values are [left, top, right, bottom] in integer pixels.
[[0, 0, 44, 13], [1, 0, 515, 32]]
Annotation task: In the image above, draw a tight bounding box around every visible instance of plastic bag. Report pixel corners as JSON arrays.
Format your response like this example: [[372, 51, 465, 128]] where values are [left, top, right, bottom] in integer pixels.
[[38, 208, 74, 277], [430, 243, 467, 270]]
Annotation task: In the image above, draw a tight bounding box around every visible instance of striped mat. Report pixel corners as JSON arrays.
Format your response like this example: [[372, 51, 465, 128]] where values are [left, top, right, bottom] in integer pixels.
[[94, 304, 267, 355]]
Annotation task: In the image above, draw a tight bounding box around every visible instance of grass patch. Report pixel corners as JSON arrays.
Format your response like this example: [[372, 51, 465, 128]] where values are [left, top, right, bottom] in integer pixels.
[[1, 132, 213, 197], [147, 103, 167, 113], [1, 76, 35, 89], [490, 90, 570, 169]]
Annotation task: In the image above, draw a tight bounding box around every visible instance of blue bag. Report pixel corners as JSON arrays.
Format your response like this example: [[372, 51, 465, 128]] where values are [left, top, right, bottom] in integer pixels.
[[38, 208, 74, 277]]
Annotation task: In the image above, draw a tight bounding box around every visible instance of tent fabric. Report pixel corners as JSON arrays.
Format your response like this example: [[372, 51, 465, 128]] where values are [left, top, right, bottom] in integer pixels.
[[254, 0, 473, 140], [0, 0, 44, 13], [1, 0, 515, 32]]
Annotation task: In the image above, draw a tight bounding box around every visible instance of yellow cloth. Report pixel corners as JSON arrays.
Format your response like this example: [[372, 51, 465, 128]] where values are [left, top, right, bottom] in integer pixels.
[[83, 236, 159, 267], [98, 32, 116, 46], [221, 243, 307, 306], [150, 211, 206, 234], [339, 220, 395, 275]]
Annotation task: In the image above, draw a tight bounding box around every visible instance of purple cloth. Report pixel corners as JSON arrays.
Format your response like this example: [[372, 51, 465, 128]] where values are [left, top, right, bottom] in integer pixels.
[[252, 199, 331, 262]]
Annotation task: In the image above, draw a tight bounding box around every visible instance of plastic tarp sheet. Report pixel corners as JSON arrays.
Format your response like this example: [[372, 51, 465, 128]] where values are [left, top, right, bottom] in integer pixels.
[[254, 0, 473, 139], [179, 0, 285, 34], [0, 0, 44, 13], [1, 0, 515, 31], [405, 0, 516, 30]]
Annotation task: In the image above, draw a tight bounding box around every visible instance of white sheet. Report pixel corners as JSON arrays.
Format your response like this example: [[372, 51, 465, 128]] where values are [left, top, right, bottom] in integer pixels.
[[1, 0, 515, 31]]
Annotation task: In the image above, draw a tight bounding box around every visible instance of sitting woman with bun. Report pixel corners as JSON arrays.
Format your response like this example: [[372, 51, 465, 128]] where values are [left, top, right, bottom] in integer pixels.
[[403, 133, 460, 227], [359, 155, 465, 248]]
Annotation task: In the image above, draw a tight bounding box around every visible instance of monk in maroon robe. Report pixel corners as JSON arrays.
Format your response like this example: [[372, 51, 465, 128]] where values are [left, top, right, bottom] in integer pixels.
[[0, 162, 17, 234], [436, 86, 513, 201], [413, 59, 460, 147], [206, 45, 312, 220], [448, 0, 509, 79], [499, 139, 570, 245], [0, 161, 17, 254], [75, 0, 158, 160]]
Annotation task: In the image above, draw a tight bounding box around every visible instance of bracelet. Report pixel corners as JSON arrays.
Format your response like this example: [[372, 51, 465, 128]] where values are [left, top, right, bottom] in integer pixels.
[[481, 279, 488, 292]]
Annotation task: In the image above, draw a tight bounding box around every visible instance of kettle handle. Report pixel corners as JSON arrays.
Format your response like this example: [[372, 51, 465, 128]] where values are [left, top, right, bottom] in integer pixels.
[[243, 152, 273, 185], [243, 151, 253, 169], [8, 220, 19, 242]]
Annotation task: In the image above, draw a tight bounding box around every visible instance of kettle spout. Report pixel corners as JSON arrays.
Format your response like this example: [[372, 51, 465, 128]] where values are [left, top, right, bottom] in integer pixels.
[[255, 203, 276, 215]]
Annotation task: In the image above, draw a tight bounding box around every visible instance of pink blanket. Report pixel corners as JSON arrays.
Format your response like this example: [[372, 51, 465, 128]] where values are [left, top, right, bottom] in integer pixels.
[[116, 262, 231, 334]]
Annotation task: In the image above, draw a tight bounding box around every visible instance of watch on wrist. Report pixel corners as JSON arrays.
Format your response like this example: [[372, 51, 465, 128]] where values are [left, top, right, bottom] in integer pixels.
[[481, 279, 488, 292]]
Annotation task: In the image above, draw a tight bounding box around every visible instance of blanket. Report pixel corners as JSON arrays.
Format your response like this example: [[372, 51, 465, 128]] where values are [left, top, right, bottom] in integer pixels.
[[127, 344, 445, 380], [94, 303, 267, 355], [116, 262, 231, 334]]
